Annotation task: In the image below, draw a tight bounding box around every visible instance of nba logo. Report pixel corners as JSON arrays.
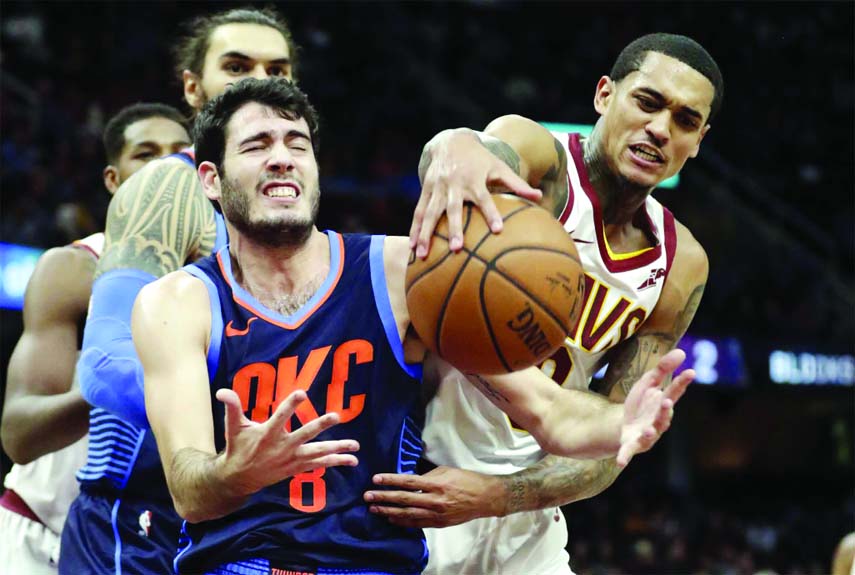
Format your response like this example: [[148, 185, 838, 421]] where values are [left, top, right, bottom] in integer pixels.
[[138, 510, 153, 537]]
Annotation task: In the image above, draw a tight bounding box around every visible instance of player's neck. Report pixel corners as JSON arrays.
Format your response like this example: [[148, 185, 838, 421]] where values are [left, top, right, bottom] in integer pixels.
[[229, 227, 330, 307], [583, 131, 653, 227]]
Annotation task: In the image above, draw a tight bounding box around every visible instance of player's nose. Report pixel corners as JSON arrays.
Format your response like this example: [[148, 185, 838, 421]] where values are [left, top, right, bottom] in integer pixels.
[[645, 111, 671, 146]]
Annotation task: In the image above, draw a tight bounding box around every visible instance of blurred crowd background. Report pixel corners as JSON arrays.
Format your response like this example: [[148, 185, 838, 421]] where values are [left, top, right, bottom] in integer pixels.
[[1, 2, 852, 574]]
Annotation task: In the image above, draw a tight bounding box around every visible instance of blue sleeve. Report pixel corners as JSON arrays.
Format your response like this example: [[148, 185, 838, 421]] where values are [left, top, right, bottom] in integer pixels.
[[77, 269, 156, 428]]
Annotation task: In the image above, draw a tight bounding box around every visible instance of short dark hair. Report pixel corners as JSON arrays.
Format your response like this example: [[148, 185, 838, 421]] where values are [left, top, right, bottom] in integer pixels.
[[102, 103, 188, 164], [193, 78, 320, 172], [610, 33, 724, 122], [173, 6, 298, 83]]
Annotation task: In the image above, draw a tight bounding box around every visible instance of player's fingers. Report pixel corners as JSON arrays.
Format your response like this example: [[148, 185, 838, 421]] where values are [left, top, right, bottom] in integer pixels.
[[268, 390, 310, 430], [665, 369, 695, 404], [295, 438, 360, 460], [488, 165, 542, 202], [416, 192, 446, 259], [369, 506, 441, 528], [296, 453, 359, 473], [372, 473, 433, 490], [364, 490, 441, 509], [651, 349, 687, 384], [409, 186, 432, 249], [446, 190, 464, 252], [288, 411, 342, 444], [473, 187, 504, 234], [216, 388, 248, 439]]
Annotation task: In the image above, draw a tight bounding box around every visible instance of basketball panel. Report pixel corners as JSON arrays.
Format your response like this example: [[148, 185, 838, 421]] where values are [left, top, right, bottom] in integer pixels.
[[492, 249, 585, 333], [482, 268, 569, 372]]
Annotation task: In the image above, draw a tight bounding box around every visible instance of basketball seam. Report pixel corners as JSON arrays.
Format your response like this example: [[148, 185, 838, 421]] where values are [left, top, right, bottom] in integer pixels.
[[487, 248, 579, 333], [443, 204, 532, 370], [404, 206, 473, 296]]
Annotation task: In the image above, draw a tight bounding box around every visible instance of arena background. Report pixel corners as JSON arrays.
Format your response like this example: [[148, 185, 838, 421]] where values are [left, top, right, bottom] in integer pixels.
[[0, 2, 852, 573]]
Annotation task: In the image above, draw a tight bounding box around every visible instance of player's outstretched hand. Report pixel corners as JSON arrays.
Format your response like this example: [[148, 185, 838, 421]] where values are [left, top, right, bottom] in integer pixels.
[[410, 130, 541, 259], [616, 349, 694, 468], [364, 465, 503, 528], [216, 388, 359, 496]]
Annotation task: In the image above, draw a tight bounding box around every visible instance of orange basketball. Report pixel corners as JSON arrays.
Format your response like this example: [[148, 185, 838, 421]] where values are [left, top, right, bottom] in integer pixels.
[[406, 194, 585, 375]]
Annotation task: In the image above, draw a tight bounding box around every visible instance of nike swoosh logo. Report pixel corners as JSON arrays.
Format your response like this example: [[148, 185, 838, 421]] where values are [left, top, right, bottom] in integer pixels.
[[225, 317, 257, 337], [573, 238, 594, 244]]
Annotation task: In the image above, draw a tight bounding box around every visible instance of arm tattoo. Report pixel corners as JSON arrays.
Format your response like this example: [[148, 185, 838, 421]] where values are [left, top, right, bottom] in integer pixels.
[[598, 332, 676, 398], [501, 455, 621, 513], [540, 138, 570, 218], [97, 160, 217, 279], [599, 282, 707, 398], [479, 136, 521, 176], [676, 283, 706, 336]]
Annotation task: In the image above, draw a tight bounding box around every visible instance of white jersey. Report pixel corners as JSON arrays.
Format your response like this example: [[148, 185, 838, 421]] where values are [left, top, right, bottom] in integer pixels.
[[422, 133, 677, 574], [2, 232, 103, 535]]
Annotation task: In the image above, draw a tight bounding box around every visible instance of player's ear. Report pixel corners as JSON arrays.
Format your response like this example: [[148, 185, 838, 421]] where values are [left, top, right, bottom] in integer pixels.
[[103, 165, 120, 195], [690, 124, 711, 159], [183, 70, 205, 110], [197, 161, 221, 203], [593, 76, 614, 116]]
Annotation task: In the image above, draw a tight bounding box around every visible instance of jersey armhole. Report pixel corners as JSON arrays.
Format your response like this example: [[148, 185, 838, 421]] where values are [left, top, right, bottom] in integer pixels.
[[183, 265, 223, 380], [369, 236, 423, 380]]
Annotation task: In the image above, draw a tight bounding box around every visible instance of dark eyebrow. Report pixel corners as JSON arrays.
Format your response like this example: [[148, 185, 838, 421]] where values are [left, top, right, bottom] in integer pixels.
[[285, 129, 311, 142], [637, 87, 704, 122], [238, 131, 272, 148], [219, 51, 291, 66], [238, 129, 310, 148]]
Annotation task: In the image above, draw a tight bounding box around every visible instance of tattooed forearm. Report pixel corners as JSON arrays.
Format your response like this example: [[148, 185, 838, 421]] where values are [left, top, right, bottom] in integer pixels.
[[468, 374, 510, 404], [500, 455, 621, 514], [599, 332, 676, 398], [97, 159, 217, 279], [676, 284, 705, 336]]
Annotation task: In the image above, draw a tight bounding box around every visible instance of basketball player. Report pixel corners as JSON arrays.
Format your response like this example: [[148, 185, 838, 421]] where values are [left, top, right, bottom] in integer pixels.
[[62, 8, 297, 574], [132, 77, 692, 574], [0, 103, 189, 574], [370, 33, 721, 575]]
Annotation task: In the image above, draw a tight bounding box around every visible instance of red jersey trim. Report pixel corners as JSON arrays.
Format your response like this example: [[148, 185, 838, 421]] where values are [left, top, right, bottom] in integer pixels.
[[216, 232, 346, 330], [567, 133, 664, 273], [661, 208, 678, 285]]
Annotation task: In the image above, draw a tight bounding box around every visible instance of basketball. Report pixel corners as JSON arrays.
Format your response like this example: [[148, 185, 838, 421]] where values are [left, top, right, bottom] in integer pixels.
[[406, 194, 585, 375]]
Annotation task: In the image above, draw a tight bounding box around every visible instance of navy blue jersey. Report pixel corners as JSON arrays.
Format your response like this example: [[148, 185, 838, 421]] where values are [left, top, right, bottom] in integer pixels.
[[176, 231, 426, 575]]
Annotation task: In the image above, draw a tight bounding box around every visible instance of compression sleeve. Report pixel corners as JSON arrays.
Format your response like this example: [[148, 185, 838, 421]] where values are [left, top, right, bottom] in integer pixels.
[[77, 269, 156, 428]]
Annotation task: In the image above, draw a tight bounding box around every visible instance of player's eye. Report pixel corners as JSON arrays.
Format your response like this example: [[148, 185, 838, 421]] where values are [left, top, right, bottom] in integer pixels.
[[133, 151, 155, 160], [225, 62, 248, 75], [635, 96, 658, 112], [267, 66, 285, 77], [676, 114, 699, 130]]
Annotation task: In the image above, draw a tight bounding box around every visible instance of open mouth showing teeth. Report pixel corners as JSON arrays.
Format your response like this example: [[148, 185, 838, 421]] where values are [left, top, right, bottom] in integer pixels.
[[264, 185, 299, 198], [630, 145, 663, 163]]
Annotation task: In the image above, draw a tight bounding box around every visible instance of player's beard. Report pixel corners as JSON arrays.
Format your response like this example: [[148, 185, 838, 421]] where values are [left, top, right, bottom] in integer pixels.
[[220, 176, 320, 248]]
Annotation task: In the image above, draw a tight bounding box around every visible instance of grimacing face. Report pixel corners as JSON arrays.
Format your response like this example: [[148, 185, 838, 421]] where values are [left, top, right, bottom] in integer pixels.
[[213, 102, 320, 247], [594, 51, 715, 190], [104, 116, 191, 194], [183, 23, 293, 110]]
